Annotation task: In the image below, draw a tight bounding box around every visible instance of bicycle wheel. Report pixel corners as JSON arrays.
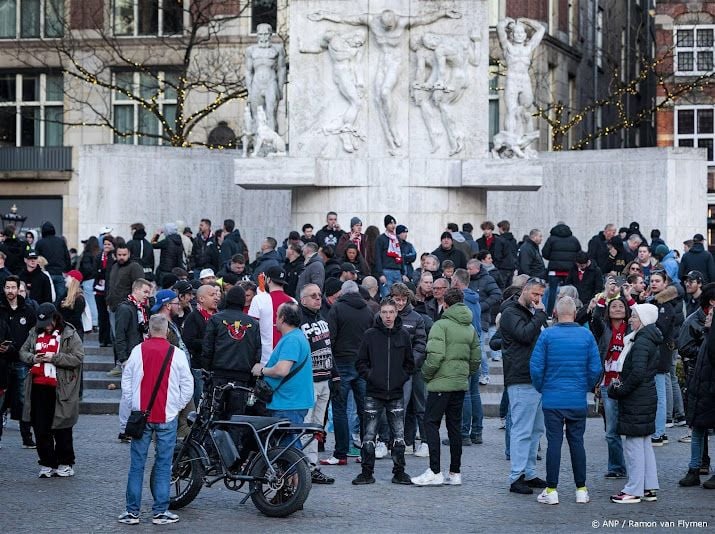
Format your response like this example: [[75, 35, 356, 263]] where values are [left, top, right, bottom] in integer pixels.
[[168, 442, 204, 510], [249, 447, 311, 517]]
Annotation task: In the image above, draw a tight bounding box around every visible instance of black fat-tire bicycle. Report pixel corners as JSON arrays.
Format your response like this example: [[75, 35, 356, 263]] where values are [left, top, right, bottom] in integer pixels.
[[168, 377, 322, 517]]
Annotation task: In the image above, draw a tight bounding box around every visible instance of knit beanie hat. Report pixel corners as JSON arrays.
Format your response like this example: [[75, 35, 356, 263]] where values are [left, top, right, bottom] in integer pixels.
[[632, 303, 658, 327]]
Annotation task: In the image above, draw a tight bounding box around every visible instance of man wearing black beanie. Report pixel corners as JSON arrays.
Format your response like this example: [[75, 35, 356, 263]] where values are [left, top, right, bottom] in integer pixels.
[[374, 214, 404, 297]]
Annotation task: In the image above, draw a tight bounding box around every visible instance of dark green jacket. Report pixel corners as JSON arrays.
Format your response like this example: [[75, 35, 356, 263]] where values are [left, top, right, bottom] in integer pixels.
[[423, 303, 481, 392]]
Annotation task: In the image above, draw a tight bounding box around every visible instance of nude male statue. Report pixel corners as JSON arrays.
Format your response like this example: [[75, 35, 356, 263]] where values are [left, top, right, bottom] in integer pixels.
[[496, 17, 545, 138], [300, 30, 367, 152], [245, 23, 286, 133], [309, 8, 461, 154]]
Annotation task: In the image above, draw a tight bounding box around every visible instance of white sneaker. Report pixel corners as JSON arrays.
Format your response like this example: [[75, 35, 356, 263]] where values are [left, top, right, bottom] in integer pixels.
[[411, 468, 444, 486], [479, 376, 490, 385], [38, 466, 56, 478], [404, 445, 415, 455], [576, 488, 590, 503], [152, 511, 179, 525], [537, 489, 559, 505], [375, 442, 388, 459], [55, 464, 74, 477], [414, 442, 430, 457], [499, 418, 506, 429], [444, 472, 462, 485]]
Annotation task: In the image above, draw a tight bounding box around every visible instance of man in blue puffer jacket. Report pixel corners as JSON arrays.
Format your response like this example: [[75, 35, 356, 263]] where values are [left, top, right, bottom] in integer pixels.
[[530, 296, 602, 505]]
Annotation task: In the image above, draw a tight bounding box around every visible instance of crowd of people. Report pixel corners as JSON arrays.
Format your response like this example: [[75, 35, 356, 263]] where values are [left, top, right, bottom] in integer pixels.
[[1, 213, 715, 523]]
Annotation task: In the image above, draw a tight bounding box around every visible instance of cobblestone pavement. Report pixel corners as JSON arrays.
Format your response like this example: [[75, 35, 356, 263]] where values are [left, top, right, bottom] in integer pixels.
[[1, 415, 713, 533]]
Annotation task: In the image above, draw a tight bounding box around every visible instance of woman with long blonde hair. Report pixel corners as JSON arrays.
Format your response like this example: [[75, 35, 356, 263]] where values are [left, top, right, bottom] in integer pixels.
[[58, 271, 86, 341]]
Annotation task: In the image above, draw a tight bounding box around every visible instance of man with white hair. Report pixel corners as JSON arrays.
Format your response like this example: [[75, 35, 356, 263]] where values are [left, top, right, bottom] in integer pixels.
[[529, 296, 602, 505], [119, 314, 193, 525]]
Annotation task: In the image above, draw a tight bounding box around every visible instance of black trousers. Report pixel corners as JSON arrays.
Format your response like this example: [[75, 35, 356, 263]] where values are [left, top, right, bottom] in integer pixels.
[[425, 390, 465, 474], [31, 384, 75, 468], [95, 294, 112, 346]]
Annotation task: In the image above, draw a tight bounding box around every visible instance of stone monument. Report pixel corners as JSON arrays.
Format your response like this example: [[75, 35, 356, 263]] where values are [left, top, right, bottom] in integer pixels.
[[236, 0, 543, 254], [245, 23, 286, 134]]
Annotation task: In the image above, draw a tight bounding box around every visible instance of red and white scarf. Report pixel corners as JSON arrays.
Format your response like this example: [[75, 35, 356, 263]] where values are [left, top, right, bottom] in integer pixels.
[[385, 231, 402, 264], [34, 329, 61, 380], [198, 305, 214, 322], [128, 294, 149, 329]]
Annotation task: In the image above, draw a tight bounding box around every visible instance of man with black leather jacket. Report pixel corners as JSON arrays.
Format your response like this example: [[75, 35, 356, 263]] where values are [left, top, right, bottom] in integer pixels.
[[201, 286, 262, 428]]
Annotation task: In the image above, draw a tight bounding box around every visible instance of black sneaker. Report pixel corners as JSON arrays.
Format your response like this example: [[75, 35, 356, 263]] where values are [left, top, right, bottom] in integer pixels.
[[604, 471, 627, 479], [22, 439, 37, 449], [510, 475, 533, 494], [471, 434, 483, 445], [352, 472, 376, 485], [661, 434, 669, 444], [651, 436, 664, 447], [642, 490, 657, 502], [674, 417, 687, 427], [441, 438, 472, 446], [118, 433, 132, 443], [703, 475, 715, 489], [392, 471, 413, 485], [700, 465, 711, 475], [311, 469, 335, 485], [525, 476, 548, 489], [679, 468, 700, 487]]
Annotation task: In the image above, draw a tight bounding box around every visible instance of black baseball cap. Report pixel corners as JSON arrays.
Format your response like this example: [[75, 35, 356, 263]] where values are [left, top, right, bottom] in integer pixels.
[[172, 280, 194, 295], [265, 266, 287, 285], [36, 303, 56, 329], [685, 270, 704, 282], [341, 262, 357, 273]]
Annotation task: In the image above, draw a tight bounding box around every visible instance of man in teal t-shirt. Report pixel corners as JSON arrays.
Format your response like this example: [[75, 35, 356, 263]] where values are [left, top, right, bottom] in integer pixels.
[[252, 302, 314, 426]]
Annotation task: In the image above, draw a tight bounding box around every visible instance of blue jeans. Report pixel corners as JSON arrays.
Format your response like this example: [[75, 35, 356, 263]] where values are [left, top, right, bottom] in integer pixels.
[[479, 337, 489, 379], [125, 419, 177, 515], [505, 409, 511, 459], [51, 273, 66, 303], [668, 353, 685, 420], [485, 325, 501, 361], [689, 427, 709, 470], [654, 373, 667, 438], [601, 385, 626, 475], [347, 391, 360, 439], [271, 409, 308, 448], [332, 361, 366, 459], [545, 274, 565, 317], [462, 372, 483, 438], [543, 408, 587, 488], [507, 384, 544, 484], [379, 268, 403, 298], [81, 279, 98, 327], [191, 369, 203, 407]]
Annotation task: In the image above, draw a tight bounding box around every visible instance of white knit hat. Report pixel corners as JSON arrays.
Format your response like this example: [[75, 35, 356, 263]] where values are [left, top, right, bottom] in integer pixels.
[[632, 303, 659, 327]]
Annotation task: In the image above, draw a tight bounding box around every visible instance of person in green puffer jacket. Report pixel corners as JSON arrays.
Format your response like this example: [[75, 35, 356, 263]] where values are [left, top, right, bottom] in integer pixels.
[[411, 288, 481, 487]]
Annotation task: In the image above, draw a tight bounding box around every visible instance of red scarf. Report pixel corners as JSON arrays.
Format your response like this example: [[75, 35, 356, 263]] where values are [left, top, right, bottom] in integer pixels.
[[485, 235, 494, 249], [603, 322, 626, 386], [101, 252, 108, 269], [198, 305, 214, 322], [128, 294, 148, 326]]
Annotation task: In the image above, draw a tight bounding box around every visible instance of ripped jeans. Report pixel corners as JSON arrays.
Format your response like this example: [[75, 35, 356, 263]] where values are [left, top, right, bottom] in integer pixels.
[[361, 396, 406, 475]]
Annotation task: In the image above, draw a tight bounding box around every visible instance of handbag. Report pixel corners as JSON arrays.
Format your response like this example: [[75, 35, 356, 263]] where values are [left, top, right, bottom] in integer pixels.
[[124, 346, 175, 439], [253, 353, 309, 404]]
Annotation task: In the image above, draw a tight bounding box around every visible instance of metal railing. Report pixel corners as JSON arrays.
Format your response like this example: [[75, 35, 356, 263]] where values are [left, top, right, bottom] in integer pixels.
[[0, 146, 72, 171]]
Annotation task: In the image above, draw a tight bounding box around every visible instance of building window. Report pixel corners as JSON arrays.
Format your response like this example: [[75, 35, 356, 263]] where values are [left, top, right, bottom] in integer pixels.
[[675, 26, 715, 75], [675, 106, 715, 163], [112, 71, 177, 145], [0, 72, 63, 147], [0, 0, 64, 39], [113, 0, 183, 37], [251, 0, 276, 32]]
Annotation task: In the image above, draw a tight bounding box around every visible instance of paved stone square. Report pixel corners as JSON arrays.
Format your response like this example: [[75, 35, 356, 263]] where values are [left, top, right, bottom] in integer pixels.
[[1, 415, 713, 533]]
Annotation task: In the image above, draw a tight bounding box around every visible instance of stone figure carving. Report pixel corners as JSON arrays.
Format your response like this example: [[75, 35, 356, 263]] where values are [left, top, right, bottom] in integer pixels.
[[245, 23, 287, 134], [252, 106, 286, 157], [493, 17, 545, 159], [308, 8, 462, 155], [242, 106, 254, 158], [410, 30, 480, 155], [299, 30, 368, 153]]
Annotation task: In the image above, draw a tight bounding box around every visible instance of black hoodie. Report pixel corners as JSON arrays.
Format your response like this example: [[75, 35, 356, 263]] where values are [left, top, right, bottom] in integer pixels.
[[542, 223, 581, 272], [356, 315, 414, 400], [0, 294, 36, 363], [679, 242, 715, 284], [34, 222, 70, 275], [327, 291, 374, 361], [127, 228, 155, 273]]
